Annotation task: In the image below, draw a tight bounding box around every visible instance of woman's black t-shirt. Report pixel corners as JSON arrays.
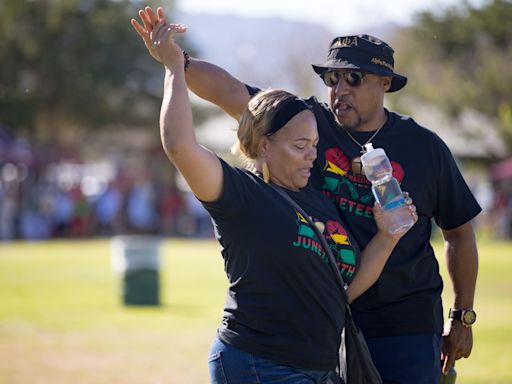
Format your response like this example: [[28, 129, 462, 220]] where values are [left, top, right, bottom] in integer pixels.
[[201, 159, 360, 370]]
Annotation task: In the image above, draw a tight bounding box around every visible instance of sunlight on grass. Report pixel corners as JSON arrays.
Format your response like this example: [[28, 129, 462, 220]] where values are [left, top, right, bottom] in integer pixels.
[[0, 236, 511, 383], [433, 237, 512, 384]]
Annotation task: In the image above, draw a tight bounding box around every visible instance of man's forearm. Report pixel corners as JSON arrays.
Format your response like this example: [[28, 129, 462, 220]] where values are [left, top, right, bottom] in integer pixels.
[[443, 222, 478, 309], [185, 58, 251, 121]]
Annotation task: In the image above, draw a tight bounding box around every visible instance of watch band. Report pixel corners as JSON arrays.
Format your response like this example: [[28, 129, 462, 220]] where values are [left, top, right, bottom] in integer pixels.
[[449, 308, 463, 321], [449, 308, 476, 327]]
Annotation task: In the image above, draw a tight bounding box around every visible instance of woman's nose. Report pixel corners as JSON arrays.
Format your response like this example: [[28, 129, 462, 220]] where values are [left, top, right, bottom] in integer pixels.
[[307, 146, 317, 161]]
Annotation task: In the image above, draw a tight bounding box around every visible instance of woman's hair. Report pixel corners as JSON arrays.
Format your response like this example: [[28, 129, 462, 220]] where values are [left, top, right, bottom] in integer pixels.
[[233, 89, 298, 162]]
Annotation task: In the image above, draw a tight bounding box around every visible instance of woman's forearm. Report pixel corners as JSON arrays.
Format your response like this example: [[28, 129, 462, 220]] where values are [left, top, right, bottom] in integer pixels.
[[160, 66, 195, 160], [346, 231, 398, 303]]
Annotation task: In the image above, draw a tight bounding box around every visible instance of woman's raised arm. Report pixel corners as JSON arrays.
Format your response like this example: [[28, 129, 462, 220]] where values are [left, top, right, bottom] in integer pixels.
[[151, 21, 223, 202]]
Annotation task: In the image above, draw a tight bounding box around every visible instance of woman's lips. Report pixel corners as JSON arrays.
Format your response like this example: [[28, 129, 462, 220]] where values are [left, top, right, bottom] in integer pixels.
[[299, 167, 312, 178]]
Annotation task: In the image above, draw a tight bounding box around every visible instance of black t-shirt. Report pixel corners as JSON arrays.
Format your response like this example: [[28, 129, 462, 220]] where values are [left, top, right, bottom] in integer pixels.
[[306, 99, 482, 337], [201, 159, 360, 370]]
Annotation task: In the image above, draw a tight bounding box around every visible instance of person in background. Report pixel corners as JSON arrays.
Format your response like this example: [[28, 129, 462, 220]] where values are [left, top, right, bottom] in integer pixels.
[[94, 180, 123, 236], [141, 20, 416, 384], [132, 7, 481, 384], [126, 173, 157, 234]]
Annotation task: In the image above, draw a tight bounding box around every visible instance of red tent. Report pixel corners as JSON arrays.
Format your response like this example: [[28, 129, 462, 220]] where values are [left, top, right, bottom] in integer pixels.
[[491, 158, 512, 182]]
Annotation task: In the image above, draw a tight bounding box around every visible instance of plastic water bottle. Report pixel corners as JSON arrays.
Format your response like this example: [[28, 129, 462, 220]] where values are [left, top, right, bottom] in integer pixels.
[[439, 366, 457, 384], [360, 143, 414, 234]]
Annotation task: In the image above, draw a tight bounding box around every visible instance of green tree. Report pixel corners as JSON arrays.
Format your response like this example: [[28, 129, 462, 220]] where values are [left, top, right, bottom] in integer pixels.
[[0, 0, 200, 142], [392, 0, 512, 152]]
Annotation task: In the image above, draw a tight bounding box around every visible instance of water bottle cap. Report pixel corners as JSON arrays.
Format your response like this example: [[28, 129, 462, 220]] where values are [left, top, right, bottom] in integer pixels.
[[364, 143, 374, 152], [360, 144, 386, 165]]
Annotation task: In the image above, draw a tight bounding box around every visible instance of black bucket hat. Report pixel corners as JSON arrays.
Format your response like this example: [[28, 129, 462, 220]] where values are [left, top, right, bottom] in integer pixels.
[[312, 34, 407, 92]]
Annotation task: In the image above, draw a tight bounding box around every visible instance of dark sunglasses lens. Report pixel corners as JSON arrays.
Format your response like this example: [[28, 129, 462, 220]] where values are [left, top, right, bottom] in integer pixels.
[[322, 72, 338, 87], [345, 71, 363, 86], [321, 71, 364, 87]]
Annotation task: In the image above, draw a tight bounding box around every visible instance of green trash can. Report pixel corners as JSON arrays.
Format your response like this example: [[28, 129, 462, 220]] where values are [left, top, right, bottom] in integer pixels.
[[111, 236, 162, 306]]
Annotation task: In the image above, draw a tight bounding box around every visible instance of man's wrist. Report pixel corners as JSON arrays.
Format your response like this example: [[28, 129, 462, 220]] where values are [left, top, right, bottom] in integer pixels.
[[449, 308, 477, 327]]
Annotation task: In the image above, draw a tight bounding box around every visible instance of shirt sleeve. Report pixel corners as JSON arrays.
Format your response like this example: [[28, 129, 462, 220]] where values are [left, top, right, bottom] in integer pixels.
[[433, 135, 482, 229], [200, 157, 253, 220]]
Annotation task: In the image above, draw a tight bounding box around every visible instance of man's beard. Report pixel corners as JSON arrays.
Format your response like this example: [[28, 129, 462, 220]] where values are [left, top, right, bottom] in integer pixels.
[[330, 105, 361, 132]]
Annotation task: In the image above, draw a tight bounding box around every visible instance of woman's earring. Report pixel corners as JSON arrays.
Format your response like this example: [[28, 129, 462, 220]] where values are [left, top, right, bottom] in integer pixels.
[[262, 161, 270, 183]]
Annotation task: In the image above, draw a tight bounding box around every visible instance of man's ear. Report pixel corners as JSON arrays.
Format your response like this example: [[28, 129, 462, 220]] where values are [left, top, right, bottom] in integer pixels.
[[382, 76, 392, 92]]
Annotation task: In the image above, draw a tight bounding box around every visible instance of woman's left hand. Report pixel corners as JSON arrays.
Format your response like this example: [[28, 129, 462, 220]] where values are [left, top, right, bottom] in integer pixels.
[[131, 6, 167, 63], [373, 191, 418, 240]]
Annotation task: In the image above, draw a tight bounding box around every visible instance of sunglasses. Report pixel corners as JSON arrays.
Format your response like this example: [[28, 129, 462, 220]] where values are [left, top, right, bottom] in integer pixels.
[[320, 70, 367, 88]]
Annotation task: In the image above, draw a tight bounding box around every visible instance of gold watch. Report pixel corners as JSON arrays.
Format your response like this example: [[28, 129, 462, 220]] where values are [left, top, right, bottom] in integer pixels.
[[449, 308, 477, 327]]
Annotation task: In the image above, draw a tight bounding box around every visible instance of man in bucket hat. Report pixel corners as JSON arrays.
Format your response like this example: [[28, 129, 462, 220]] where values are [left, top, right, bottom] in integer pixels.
[[132, 9, 480, 384], [312, 34, 407, 92]]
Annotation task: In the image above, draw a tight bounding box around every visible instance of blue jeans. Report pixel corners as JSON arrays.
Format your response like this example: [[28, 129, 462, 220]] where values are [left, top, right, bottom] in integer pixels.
[[208, 337, 340, 384], [365, 333, 442, 384]]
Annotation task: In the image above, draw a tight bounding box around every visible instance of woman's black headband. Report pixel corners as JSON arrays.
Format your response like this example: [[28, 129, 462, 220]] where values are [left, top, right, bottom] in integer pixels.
[[267, 97, 311, 135]]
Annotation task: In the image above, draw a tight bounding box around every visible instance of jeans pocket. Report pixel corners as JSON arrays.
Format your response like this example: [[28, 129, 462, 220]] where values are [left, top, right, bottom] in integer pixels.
[[208, 351, 229, 384]]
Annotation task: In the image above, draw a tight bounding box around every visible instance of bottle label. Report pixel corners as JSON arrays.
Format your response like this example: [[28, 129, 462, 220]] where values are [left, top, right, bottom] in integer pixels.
[[372, 178, 403, 208], [383, 197, 405, 210]]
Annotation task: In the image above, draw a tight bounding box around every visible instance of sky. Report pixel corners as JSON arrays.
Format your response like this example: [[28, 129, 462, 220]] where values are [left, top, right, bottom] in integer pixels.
[[177, 0, 487, 33]]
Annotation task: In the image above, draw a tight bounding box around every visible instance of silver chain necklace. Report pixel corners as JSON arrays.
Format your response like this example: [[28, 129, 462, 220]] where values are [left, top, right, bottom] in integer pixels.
[[343, 114, 388, 176], [344, 115, 388, 154]]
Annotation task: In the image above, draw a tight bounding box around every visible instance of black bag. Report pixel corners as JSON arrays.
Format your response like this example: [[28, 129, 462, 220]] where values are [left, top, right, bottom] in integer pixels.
[[269, 184, 382, 384], [340, 306, 383, 384]]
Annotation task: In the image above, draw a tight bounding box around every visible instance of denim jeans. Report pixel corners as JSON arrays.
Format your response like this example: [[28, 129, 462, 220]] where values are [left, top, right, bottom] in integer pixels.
[[208, 337, 340, 384], [365, 333, 442, 384]]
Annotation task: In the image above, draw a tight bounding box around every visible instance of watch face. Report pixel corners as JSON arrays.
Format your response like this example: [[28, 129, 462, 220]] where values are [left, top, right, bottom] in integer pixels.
[[462, 310, 477, 326]]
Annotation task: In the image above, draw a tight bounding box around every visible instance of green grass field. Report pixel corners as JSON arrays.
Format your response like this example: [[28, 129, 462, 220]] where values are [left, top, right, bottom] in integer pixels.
[[0, 237, 511, 383]]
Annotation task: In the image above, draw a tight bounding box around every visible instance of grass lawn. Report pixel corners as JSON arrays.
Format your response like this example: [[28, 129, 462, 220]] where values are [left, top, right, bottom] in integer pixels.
[[0, 237, 511, 383]]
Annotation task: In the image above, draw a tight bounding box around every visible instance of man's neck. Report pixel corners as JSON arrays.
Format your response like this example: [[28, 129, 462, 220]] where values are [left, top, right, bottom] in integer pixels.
[[352, 109, 388, 133]]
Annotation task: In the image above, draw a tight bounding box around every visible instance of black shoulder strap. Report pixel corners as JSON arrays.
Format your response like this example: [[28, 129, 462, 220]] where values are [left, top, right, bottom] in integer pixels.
[[268, 183, 348, 302]]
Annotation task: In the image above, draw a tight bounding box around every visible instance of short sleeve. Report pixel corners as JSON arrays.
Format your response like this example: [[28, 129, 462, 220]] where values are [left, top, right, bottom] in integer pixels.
[[433, 136, 482, 229], [200, 158, 254, 220]]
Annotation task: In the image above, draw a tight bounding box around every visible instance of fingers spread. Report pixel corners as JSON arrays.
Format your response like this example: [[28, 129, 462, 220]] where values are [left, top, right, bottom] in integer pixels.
[[130, 19, 145, 36], [138, 10, 151, 31], [146, 6, 159, 25], [157, 6, 168, 24]]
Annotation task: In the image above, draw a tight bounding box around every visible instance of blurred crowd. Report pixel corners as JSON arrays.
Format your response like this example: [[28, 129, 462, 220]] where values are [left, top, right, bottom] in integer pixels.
[[1, 124, 512, 241], [0, 126, 213, 241]]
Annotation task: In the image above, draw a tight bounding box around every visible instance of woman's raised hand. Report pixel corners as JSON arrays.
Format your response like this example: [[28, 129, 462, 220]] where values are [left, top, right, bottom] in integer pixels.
[[131, 6, 186, 64], [150, 21, 187, 71]]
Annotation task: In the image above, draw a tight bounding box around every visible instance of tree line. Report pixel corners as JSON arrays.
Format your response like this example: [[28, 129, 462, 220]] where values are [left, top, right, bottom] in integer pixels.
[[1, 0, 511, 153], [0, 0, 178, 142], [393, 0, 512, 152]]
